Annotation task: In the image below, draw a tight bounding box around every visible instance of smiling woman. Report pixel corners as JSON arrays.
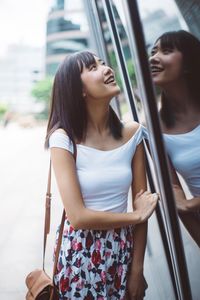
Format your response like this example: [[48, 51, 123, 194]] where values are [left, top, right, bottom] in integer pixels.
[[80, 56, 120, 105], [150, 42, 184, 87], [44, 51, 158, 299], [149, 30, 200, 247]]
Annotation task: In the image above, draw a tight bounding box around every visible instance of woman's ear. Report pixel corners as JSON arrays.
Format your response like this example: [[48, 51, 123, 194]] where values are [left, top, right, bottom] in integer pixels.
[[82, 91, 86, 98]]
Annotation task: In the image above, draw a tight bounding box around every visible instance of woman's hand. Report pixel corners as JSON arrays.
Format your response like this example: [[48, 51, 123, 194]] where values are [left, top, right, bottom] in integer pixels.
[[133, 190, 158, 223], [126, 271, 148, 300], [173, 184, 188, 213]]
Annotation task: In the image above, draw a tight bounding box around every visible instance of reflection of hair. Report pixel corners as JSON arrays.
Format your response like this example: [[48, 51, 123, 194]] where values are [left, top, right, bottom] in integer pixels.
[[45, 51, 122, 148], [155, 30, 200, 128]]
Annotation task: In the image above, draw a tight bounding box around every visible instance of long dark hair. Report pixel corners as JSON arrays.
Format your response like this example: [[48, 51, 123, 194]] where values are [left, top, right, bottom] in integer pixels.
[[154, 30, 200, 128], [45, 51, 122, 148]]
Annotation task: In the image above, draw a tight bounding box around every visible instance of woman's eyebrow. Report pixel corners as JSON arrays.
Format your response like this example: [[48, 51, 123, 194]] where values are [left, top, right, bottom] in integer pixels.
[[97, 58, 105, 64], [151, 45, 158, 52]]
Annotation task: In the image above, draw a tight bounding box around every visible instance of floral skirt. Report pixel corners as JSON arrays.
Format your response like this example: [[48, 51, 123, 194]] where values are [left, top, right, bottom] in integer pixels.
[[54, 218, 134, 300]]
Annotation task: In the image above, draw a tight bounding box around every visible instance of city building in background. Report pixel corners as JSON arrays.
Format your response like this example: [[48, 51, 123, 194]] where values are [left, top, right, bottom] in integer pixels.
[[175, 0, 200, 40], [46, 0, 91, 76], [141, 9, 182, 51], [0, 45, 44, 114]]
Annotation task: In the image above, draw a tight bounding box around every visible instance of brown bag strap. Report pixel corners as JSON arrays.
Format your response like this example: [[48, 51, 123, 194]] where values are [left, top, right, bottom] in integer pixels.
[[52, 209, 66, 277], [43, 144, 77, 280], [42, 160, 66, 283], [43, 160, 54, 270]]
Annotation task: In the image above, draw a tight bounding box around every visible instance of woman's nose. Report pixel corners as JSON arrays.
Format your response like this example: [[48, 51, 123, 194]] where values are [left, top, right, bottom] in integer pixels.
[[103, 65, 113, 75], [149, 53, 160, 64]]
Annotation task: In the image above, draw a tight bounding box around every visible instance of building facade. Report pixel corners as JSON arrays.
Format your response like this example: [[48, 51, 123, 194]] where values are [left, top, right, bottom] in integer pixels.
[[175, 0, 200, 39], [0, 45, 44, 113], [46, 0, 90, 75]]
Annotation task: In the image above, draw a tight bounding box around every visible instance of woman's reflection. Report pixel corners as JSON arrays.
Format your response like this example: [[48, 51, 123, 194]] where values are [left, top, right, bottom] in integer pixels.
[[149, 30, 200, 247]]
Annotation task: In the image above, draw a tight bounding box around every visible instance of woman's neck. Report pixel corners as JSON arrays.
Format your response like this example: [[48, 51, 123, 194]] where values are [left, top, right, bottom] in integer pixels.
[[86, 102, 110, 135], [162, 80, 193, 113], [161, 80, 200, 130]]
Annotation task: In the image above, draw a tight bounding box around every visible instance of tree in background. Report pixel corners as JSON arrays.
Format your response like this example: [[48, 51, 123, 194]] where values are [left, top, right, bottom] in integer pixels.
[[109, 51, 137, 90], [31, 76, 53, 118]]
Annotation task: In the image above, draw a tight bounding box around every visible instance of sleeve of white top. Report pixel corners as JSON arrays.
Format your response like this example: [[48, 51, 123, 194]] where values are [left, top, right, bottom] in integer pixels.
[[142, 125, 149, 140], [49, 132, 74, 154], [135, 124, 149, 145]]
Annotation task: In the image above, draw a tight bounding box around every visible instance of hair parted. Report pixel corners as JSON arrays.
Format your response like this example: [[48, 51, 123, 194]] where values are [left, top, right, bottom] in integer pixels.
[[154, 30, 200, 128], [45, 51, 122, 148]]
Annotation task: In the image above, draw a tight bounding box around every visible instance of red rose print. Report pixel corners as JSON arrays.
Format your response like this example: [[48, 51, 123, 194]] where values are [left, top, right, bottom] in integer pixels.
[[86, 233, 93, 250], [108, 265, 116, 277], [91, 250, 101, 266], [60, 277, 69, 292], [72, 274, 79, 283], [69, 225, 74, 234], [114, 274, 121, 290], [100, 271, 106, 284], [84, 295, 93, 300], [74, 258, 82, 268], [76, 242, 82, 251]]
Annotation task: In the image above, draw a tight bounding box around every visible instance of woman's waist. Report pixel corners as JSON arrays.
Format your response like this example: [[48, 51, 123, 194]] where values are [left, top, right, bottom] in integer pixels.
[[82, 194, 128, 213]]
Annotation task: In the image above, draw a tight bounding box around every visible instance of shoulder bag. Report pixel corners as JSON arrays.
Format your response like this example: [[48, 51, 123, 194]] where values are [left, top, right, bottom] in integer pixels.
[[25, 162, 65, 300]]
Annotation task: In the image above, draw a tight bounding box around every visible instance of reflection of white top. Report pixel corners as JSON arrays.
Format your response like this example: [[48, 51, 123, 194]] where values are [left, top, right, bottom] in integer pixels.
[[49, 124, 147, 213], [163, 125, 200, 197]]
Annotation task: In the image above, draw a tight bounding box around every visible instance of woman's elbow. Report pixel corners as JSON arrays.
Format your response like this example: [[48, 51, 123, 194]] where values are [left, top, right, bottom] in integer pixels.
[[67, 210, 87, 230]]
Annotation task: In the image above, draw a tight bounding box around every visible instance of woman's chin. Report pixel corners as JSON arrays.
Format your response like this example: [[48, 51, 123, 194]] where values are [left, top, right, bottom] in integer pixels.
[[152, 77, 164, 87], [114, 85, 121, 95]]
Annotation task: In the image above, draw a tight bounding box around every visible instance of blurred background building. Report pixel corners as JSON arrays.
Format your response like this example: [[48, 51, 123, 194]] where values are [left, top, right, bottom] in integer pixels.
[[141, 9, 182, 51], [46, 0, 91, 76], [0, 44, 44, 114], [175, 0, 200, 39], [0, 0, 199, 123]]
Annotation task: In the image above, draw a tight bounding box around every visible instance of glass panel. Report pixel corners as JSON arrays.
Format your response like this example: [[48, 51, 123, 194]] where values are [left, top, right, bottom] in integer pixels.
[[46, 0, 90, 76], [46, 38, 88, 55], [125, 0, 200, 298], [94, 1, 177, 299]]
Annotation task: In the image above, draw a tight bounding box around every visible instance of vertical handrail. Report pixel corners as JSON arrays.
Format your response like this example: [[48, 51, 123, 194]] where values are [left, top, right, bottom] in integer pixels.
[[124, 1, 192, 299]]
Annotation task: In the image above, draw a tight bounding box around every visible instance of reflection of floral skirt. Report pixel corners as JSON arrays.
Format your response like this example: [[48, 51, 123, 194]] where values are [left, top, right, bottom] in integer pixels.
[[54, 218, 134, 299]]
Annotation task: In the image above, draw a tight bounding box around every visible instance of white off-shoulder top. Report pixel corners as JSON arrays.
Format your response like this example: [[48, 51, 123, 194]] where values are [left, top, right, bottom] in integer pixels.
[[49, 124, 147, 213], [163, 124, 200, 197]]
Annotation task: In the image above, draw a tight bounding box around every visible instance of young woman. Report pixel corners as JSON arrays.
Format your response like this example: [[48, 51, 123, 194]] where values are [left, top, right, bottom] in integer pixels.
[[149, 30, 200, 247], [45, 51, 158, 299]]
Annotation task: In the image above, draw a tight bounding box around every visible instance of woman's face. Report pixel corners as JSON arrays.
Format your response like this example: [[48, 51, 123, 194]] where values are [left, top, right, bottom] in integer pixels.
[[80, 56, 120, 101], [149, 40, 184, 87]]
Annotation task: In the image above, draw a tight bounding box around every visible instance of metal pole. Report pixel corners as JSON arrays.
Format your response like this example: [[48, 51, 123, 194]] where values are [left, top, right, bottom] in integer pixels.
[[125, 1, 192, 299]]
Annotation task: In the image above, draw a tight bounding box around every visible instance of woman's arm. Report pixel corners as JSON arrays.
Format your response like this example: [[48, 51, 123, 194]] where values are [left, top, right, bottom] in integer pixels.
[[173, 185, 200, 212], [127, 142, 150, 299], [131, 143, 148, 273], [51, 147, 157, 230], [169, 159, 200, 212], [169, 159, 200, 247]]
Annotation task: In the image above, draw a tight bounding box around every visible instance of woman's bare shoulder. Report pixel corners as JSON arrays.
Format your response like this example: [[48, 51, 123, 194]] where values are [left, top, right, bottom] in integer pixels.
[[54, 128, 68, 136], [123, 121, 140, 139]]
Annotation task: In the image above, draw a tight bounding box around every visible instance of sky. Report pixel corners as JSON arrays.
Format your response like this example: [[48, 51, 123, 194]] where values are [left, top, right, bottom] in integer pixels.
[[0, 0, 50, 57], [0, 0, 184, 58]]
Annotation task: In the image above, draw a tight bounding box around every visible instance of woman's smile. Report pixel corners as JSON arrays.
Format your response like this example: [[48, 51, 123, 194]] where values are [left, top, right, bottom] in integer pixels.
[[104, 74, 116, 85], [150, 65, 164, 76]]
